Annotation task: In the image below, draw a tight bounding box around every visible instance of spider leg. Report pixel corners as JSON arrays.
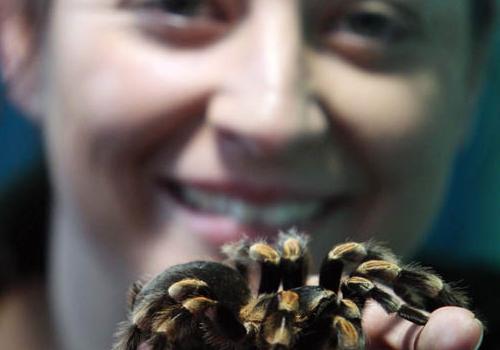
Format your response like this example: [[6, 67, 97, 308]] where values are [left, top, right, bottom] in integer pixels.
[[311, 298, 363, 350], [168, 278, 250, 348], [147, 333, 170, 350], [223, 238, 283, 294], [128, 280, 144, 309], [278, 230, 310, 290], [343, 276, 430, 325], [222, 238, 252, 281], [260, 290, 300, 349], [319, 241, 399, 293], [201, 304, 248, 348], [111, 321, 144, 350], [222, 238, 280, 296], [141, 279, 218, 348], [338, 299, 363, 338], [354, 260, 469, 311], [112, 281, 148, 350], [249, 241, 282, 294], [331, 315, 363, 350]]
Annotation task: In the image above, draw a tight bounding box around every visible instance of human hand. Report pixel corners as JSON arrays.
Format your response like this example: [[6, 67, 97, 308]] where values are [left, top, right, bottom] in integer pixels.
[[363, 303, 483, 350]]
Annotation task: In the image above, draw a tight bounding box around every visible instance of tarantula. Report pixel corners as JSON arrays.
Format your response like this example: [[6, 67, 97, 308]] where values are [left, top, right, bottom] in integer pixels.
[[112, 230, 469, 350]]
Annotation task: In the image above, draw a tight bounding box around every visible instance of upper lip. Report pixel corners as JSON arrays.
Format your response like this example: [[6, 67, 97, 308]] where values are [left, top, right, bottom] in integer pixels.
[[157, 177, 339, 204]]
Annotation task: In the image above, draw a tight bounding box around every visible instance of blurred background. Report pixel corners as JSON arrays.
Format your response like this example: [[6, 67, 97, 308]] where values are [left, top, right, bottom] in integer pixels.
[[1, 13, 499, 268]]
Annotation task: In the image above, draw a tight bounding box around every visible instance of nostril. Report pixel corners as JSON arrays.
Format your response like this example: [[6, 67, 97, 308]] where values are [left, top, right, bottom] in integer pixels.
[[215, 127, 283, 159]]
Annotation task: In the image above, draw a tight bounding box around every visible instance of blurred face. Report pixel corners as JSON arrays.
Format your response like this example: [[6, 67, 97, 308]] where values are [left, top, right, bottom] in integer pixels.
[[41, 0, 473, 274]]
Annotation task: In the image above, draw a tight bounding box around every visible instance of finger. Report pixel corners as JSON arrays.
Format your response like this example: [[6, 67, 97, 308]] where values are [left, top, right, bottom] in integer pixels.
[[363, 303, 483, 350], [415, 307, 483, 350]]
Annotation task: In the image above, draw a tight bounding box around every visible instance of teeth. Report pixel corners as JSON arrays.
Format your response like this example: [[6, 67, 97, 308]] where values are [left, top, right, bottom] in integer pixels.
[[183, 187, 322, 226]]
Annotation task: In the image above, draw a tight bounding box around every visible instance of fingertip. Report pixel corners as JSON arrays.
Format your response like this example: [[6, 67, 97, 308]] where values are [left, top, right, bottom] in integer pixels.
[[416, 307, 483, 350]]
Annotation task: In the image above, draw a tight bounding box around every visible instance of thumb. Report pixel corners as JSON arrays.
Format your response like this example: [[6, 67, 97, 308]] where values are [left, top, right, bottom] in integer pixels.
[[364, 303, 484, 350], [415, 307, 483, 350]]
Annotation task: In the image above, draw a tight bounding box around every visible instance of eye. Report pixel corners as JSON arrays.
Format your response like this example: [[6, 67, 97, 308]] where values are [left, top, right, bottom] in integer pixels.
[[157, 0, 203, 14], [143, 0, 216, 18], [133, 0, 240, 22], [122, 0, 243, 47], [318, 3, 422, 68], [338, 10, 408, 42]]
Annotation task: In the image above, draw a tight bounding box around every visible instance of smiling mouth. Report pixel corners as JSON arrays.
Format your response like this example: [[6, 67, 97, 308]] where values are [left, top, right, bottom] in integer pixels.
[[158, 178, 353, 227]]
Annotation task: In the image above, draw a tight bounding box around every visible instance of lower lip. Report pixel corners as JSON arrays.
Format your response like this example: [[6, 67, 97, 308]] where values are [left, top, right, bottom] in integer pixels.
[[158, 181, 353, 246]]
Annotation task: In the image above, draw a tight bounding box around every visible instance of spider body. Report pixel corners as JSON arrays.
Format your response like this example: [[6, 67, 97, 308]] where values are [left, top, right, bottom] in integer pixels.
[[113, 231, 469, 350]]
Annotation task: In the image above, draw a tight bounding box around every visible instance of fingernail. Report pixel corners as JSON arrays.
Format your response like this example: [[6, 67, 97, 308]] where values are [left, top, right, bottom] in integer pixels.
[[473, 319, 484, 350]]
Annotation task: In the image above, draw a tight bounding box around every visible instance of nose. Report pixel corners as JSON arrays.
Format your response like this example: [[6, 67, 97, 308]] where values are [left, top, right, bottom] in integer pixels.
[[207, 1, 328, 157]]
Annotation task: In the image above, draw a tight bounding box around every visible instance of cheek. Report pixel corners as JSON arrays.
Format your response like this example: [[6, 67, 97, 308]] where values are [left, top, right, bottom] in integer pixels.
[[312, 56, 468, 186], [42, 11, 225, 237], [48, 13, 217, 135], [310, 55, 470, 253], [44, 9, 229, 175]]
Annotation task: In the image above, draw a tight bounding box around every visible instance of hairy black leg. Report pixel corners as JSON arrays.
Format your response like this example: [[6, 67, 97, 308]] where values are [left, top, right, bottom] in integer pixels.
[[354, 261, 470, 311], [249, 242, 282, 294], [343, 276, 430, 325], [240, 294, 275, 336], [317, 299, 364, 350], [148, 333, 170, 350], [278, 230, 310, 290], [221, 238, 252, 281], [393, 264, 470, 310], [259, 291, 300, 349], [331, 315, 364, 350], [125, 289, 176, 348], [319, 242, 366, 292], [134, 279, 217, 348], [167, 278, 249, 349], [167, 278, 212, 302], [339, 299, 363, 334], [361, 240, 399, 263], [204, 305, 247, 342], [112, 322, 144, 350], [128, 281, 144, 309], [319, 241, 400, 293], [112, 281, 147, 350]]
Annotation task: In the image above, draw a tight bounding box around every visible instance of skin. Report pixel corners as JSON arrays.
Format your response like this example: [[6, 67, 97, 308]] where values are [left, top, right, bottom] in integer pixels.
[[0, 0, 487, 349]]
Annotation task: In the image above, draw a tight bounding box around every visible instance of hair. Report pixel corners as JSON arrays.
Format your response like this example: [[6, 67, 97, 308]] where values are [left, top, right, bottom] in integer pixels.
[[23, 0, 497, 45]]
